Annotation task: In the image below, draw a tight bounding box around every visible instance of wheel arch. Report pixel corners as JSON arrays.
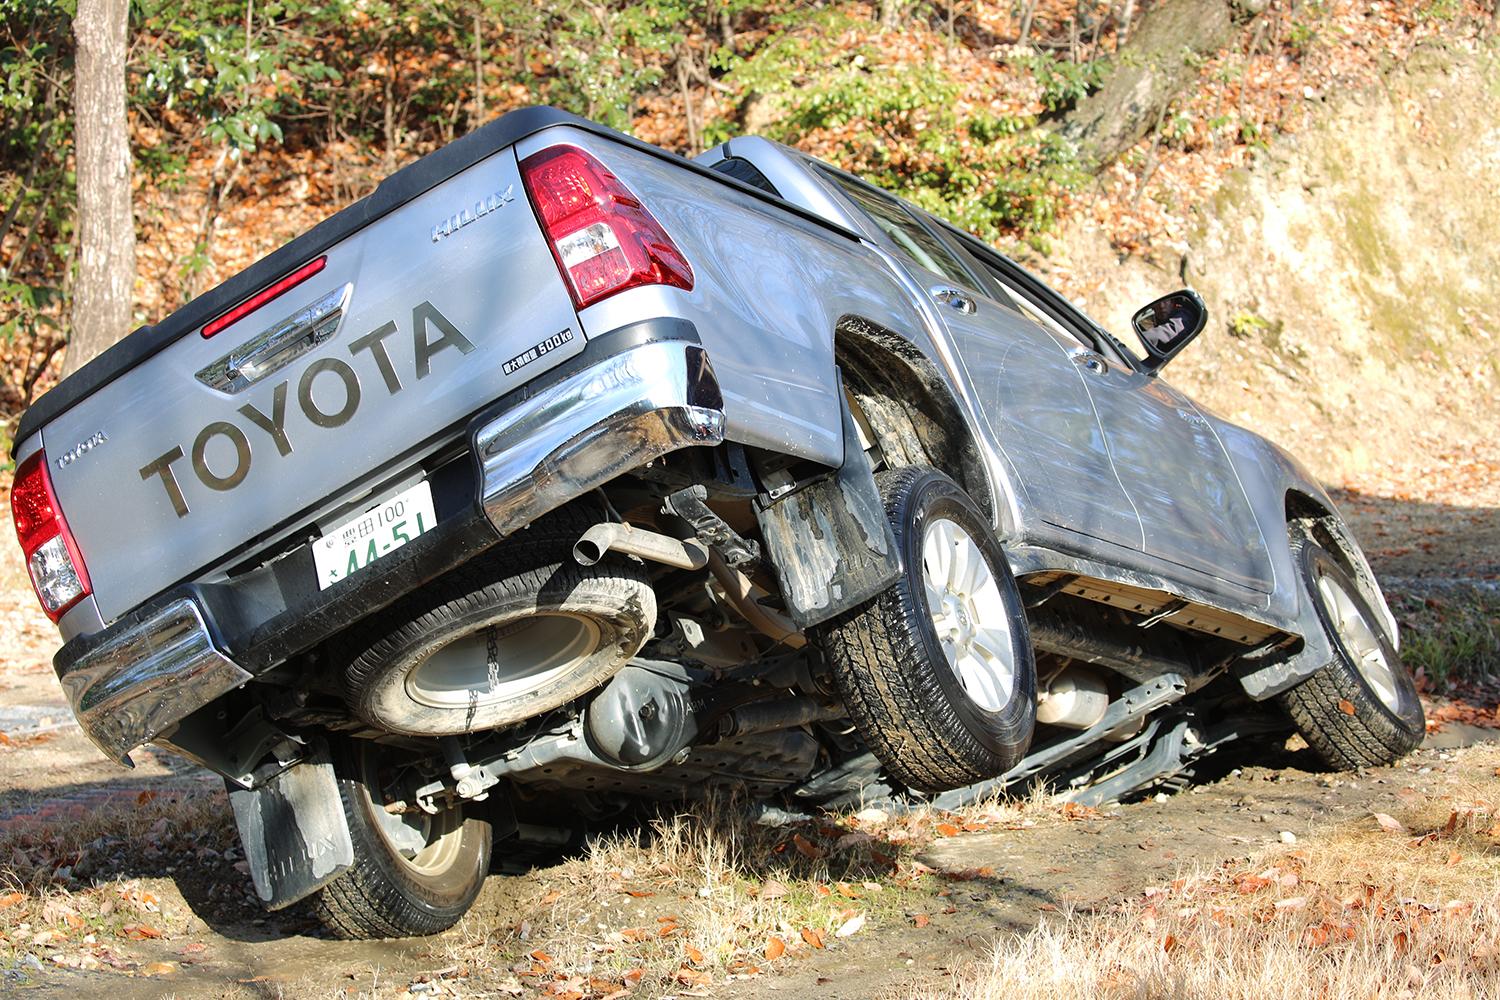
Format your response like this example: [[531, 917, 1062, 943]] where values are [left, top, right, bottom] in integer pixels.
[[833, 315, 1005, 529], [1283, 488, 1397, 647]]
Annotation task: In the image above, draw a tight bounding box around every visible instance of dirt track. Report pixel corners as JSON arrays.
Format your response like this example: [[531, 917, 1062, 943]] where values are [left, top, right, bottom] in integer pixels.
[[0, 686, 1491, 998]]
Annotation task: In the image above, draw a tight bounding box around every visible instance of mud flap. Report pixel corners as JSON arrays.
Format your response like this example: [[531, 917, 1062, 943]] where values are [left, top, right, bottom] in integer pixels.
[[755, 378, 901, 628], [227, 740, 354, 910]]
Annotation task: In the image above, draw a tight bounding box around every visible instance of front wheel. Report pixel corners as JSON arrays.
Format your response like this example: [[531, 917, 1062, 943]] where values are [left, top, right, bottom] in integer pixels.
[[308, 739, 491, 939], [1276, 532, 1424, 770], [819, 467, 1036, 794]]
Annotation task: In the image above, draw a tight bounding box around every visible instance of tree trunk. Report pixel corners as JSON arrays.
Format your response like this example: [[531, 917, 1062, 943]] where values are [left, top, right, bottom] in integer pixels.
[[67, 0, 135, 376], [1055, 0, 1261, 172]]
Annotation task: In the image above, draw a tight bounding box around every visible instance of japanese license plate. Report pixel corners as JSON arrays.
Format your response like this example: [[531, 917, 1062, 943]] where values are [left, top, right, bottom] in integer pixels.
[[313, 480, 436, 590]]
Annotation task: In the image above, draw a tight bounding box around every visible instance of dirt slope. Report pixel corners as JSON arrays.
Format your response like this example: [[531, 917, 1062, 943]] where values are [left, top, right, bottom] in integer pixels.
[[1043, 40, 1500, 506]]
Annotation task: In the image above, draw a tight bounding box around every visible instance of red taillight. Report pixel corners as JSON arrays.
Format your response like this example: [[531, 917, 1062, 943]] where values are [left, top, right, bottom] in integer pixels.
[[201, 255, 327, 339], [11, 452, 91, 622], [518, 145, 693, 309]]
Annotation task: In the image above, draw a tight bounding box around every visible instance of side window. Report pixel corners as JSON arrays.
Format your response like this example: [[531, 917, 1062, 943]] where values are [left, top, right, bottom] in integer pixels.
[[822, 171, 975, 287], [709, 156, 780, 196]]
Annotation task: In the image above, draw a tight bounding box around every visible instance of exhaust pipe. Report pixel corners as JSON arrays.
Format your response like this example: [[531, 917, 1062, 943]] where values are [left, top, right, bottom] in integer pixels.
[[574, 522, 806, 649], [574, 523, 708, 571]]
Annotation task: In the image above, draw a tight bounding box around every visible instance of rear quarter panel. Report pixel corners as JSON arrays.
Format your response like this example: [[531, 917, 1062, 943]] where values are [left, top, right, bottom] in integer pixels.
[[515, 127, 975, 472]]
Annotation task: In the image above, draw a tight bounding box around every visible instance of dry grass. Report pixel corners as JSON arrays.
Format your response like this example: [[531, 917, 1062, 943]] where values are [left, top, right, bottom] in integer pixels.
[[906, 746, 1500, 1000], [0, 789, 236, 971], [440, 787, 1064, 996]]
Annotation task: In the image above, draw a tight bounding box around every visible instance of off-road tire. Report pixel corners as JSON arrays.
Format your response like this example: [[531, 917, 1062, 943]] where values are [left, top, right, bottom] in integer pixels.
[[819, 467, 1036, 794], [340, 505, 656, 735], [309, 740, 491, 939], [1276, 531, 1424, 770]]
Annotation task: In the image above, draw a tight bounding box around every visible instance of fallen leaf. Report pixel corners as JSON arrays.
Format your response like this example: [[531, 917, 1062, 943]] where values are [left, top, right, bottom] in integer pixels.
[[759, 879, 788, 900], [913, 913, 930, 928], [540, 890, 561, 905], [792, 834, 825, 860], [1275, 896, 1307, 911], [0, 892, 24, 909], [529, 949, 552, 964], [1162, 933, 1177, 952], [935, 822, 960, 837], [800, 927, 825, 950], [121, 924, 162, 940], [835, 914, 866, 938], [835, 831, 874, 851], [1338, 699, 1357, 716], [835, 882, 860, 899], [675, 965, 711, 986], [622, 889, 653, 898], [140, 962, 176, 977], [685, 944, 704, 964], [1446, 851, 1463, 867], [1373, 813, 1406, 835], [765, 936, 786, 960], [620, 927, 650, 943]]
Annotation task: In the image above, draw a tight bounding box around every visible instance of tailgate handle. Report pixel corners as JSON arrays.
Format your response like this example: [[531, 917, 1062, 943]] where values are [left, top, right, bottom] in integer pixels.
[[198, 283, 352, 394]]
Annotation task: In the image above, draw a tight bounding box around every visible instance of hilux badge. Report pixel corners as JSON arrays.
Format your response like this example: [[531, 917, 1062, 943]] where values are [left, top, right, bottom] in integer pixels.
[[431, 185, 514, 243], [56, 430, 107, 470]]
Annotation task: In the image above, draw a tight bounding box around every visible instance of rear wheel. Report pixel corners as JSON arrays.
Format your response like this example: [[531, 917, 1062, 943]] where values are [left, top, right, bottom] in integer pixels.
[[819, 467, 1036, 793], [1277, 531, 1424, 770], [309, 739, 491, 939]]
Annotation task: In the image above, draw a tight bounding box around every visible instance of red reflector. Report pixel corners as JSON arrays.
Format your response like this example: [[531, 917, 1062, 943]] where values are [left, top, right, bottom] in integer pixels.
[[519, 146, 693, 309], [201, 256, 328, 339], [11, 452, 91, 622]]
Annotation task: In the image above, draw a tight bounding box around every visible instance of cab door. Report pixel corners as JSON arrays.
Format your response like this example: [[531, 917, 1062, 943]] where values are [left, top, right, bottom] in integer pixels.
[[967, 248, 1272, 595], [818, 170, 1142, 554]]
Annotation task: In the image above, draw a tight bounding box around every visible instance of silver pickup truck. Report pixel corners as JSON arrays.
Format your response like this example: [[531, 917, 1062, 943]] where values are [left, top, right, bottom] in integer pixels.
[[10, 107, 1421, 938]]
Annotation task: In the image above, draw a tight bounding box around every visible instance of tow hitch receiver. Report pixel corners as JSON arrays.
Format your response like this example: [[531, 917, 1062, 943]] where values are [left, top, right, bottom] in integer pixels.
[[228, 740, 354, 910]]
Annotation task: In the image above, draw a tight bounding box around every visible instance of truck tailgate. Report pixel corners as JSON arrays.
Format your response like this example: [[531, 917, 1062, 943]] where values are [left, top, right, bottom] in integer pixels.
[[45, 145, 581, 624]]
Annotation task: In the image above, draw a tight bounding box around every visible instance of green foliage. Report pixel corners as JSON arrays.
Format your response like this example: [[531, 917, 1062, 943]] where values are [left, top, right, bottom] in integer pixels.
[[720, 26, 1084, 244], [1026, 53, 1106, 112], [1393, 589, 1500, 688]]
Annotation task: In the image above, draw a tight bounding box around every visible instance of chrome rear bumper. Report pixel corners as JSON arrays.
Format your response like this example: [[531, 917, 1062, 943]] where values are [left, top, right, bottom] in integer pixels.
[[59, 598, 252, 763], [476, 338, 726, 537]]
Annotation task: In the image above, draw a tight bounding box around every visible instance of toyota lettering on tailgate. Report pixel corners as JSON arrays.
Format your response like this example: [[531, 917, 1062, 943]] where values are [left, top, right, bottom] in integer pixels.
[[138, 301, 474, 518]]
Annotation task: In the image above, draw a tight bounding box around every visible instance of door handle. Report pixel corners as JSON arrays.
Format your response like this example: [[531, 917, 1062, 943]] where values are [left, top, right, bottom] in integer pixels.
[[1069, 349, 1108, 376], [931, 287, 976, 314]]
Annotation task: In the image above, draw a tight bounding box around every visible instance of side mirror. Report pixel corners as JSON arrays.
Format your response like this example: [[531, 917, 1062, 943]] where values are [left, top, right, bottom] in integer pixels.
[[1131, 289, 1207, 373]]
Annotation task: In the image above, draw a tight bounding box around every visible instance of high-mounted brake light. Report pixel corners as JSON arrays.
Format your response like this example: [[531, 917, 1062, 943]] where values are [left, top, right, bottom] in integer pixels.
[[201, 255, 327, 339], [11, 452, 91, 622], [518, 145, 693, 309]]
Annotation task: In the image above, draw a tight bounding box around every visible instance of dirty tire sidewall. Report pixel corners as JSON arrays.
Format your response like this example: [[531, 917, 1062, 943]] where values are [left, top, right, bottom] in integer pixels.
[[341, 514, 656, 735], [1278, 533, 1424, 770], [309, 739, 491, 939], [821, 466, 1036, 794]]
